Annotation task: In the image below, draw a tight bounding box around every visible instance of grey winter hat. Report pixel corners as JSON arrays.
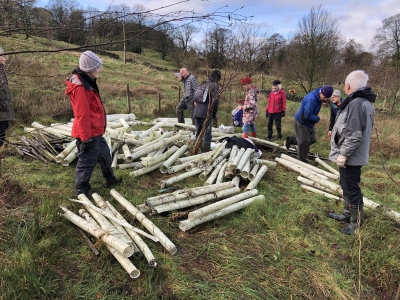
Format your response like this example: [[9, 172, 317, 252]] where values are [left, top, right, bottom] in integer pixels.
[[79, 51, 102, 73], [332, 89, 341, 97]]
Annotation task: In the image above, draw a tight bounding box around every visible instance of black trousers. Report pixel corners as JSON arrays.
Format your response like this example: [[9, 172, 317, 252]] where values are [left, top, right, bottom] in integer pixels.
[[339, 165, 363, 207], [267, 113, 282, 138], [75, 136, 116, 195], [294, 120, 316, 162], [0, 121, 9, 147]]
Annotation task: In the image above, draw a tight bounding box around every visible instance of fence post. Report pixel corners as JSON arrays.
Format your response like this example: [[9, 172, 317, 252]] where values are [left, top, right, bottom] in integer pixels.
[[178, 86, 181, 103], [126, 84, 131, 113], [158, 92, 161, 114]]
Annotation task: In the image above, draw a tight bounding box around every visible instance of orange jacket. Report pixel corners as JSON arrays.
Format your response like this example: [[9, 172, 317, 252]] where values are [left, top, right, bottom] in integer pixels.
[[65, 74, 106, 141]]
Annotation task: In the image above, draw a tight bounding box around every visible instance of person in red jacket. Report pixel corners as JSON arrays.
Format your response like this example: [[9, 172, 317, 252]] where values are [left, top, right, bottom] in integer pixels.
[[265, 79, 286, 141], [65, 51, 121, 197]]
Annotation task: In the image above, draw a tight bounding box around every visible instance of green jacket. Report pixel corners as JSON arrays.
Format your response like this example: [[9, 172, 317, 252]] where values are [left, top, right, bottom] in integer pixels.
[[0, 64, 15, 121]]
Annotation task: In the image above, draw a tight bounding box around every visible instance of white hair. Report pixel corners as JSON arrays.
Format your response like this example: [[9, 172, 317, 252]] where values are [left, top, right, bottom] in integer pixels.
[[345, 70, 369, 91], [272, 84, 282, 90]]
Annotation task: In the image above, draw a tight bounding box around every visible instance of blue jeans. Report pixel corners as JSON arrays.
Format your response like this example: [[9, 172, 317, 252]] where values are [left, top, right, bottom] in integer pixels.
[[242, 123, 256, 134], [195, 117, 212, 141]]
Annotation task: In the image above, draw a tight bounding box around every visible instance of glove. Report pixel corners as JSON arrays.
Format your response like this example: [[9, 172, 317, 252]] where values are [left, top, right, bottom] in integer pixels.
[[266, 111, 268, 118], [337, 154, 347, 168], [281, 111, 285, 117], [82, 138, 94, 152]]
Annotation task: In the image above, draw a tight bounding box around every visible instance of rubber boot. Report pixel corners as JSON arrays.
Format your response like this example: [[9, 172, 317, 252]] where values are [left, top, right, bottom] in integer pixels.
[[201, 141, 211, 152], [250, 132, 257, 138], [328, 200, 351, 222], [341, 206, 364, 235], [242, 132, 248, 138], [277, 131, 282, 140], [104, 177, 122, 187]]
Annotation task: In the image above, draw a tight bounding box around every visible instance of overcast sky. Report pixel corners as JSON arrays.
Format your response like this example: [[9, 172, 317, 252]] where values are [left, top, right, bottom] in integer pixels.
[[41, 0, 400, 51]]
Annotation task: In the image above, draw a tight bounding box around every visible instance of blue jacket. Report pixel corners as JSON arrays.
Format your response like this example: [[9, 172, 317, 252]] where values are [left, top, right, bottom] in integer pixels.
[[294, 88, 322, 128]]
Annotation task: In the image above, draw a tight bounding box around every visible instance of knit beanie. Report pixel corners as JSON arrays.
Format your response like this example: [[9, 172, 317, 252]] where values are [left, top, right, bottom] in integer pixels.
[[321, 85, 333, 98], [240, 77, 252, 85], [79, 51, 102, 73], [272, 79, 281, 85]]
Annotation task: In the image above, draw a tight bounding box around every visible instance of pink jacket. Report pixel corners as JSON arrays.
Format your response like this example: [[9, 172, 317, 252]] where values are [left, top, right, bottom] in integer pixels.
[[242, 86, 259, 124], [266, 89, 286, 114]]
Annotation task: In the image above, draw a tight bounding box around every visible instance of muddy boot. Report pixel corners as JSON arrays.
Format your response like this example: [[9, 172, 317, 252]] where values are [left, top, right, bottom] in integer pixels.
[[341, 206, 364, 235], [250, 132, 257, 138], [104, 177, 122, 187], [328, 200, 351, 222], [201, 141, 211, 152], [242, 132, 248, 138]]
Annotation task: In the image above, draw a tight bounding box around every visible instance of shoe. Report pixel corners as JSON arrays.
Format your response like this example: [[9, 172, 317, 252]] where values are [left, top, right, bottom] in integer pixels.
[[328, 200, 351, 222], [341, 206, 364, 235], [201, 141, 211, 152], [266, 137, 271, 141], [77, 190, 93, 199], [104, 177, 122, 187], [242, 133, 248, 138], [250, 132, 257, 138]]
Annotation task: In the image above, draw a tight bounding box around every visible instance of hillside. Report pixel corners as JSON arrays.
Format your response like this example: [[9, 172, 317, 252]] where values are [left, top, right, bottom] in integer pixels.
[[0, 35, 400, 300]]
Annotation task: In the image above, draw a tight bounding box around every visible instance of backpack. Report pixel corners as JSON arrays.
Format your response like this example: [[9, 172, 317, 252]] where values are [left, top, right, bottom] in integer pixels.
[[232, 107, 243, 127], [194, 81, 209, 103]]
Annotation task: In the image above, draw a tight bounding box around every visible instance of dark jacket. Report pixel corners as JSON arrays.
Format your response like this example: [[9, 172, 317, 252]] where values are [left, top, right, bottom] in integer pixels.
[[294, 88, 323, 128], [0, 64, 15, 121], [329, 87, 376, 166], [328, 102, 340, 131], [193, 79, 219, 119], [181, 73, 198, 103], [65, 68, 106, 142]]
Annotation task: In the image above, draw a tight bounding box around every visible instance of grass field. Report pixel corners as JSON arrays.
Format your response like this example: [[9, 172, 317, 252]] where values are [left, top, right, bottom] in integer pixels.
[[0, 34, 399, 300]]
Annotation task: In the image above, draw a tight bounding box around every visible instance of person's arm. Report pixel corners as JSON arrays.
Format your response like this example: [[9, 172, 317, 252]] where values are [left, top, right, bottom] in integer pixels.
[[73, 87, 92, 141], [303, 97, 320, 124], [282, 90, 287, 112]]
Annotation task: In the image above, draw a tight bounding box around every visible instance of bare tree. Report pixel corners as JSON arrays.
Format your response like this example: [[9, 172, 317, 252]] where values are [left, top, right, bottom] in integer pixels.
[[283, 5, 340, 93], [174, 24, 199, 51]]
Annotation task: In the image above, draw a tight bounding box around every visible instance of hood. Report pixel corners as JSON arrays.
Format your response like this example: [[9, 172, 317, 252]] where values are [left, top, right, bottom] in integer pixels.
[[340, 86, 376, 111]]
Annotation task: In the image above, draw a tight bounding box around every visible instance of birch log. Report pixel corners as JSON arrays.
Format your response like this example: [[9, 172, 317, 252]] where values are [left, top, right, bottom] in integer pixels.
[[105, 201, 157, 267], [60, 206, 134, 257], [110, 189, 177, 255], [280, 154, 339, 180], [297, 176, 339, 195], [216, 162, 228, 184], [275, 157, 328, 180], [245, 165, 268, 190], [31, 122, 68, 138], [227, 145, 238, 168], [248, 163, 260, 181], [256, 159, 277, 169], [231, 148, 246, 170], [61, 148, 78, 166], [141, 145, 179, 168], [130, 162, 164, 177], [151, 187, 241, 214], [300, 185, 341, 200], [78, 209, 140, 278], [160, 168, 202, 188], [119, 161, 143, 170], [188, 189, 259, 220], [159, 145, 188, 173], [232, 176, 241, 187], [315, 157, 340, 176], [179, 195, 265, 231], [146, 182, 235, 207], [235, 148, 254, 175], [204, 159, 227, 185], [138, 120, 167, 139], [122, 144, 132, 161], [54, 140, 77, 163], [240, 160, 251, 178]]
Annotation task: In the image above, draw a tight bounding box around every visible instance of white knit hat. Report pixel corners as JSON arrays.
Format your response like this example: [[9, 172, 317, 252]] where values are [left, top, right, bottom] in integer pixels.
[[79, 51, 102, 73]]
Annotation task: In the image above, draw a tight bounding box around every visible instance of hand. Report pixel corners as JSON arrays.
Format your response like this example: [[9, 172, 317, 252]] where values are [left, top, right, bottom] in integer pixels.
[[238, 106, 243, 110], [281, 111, 285, 117], [327, 131, 332, 137], [337, 154, 347, 168], [82, 138, 94, 152]]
